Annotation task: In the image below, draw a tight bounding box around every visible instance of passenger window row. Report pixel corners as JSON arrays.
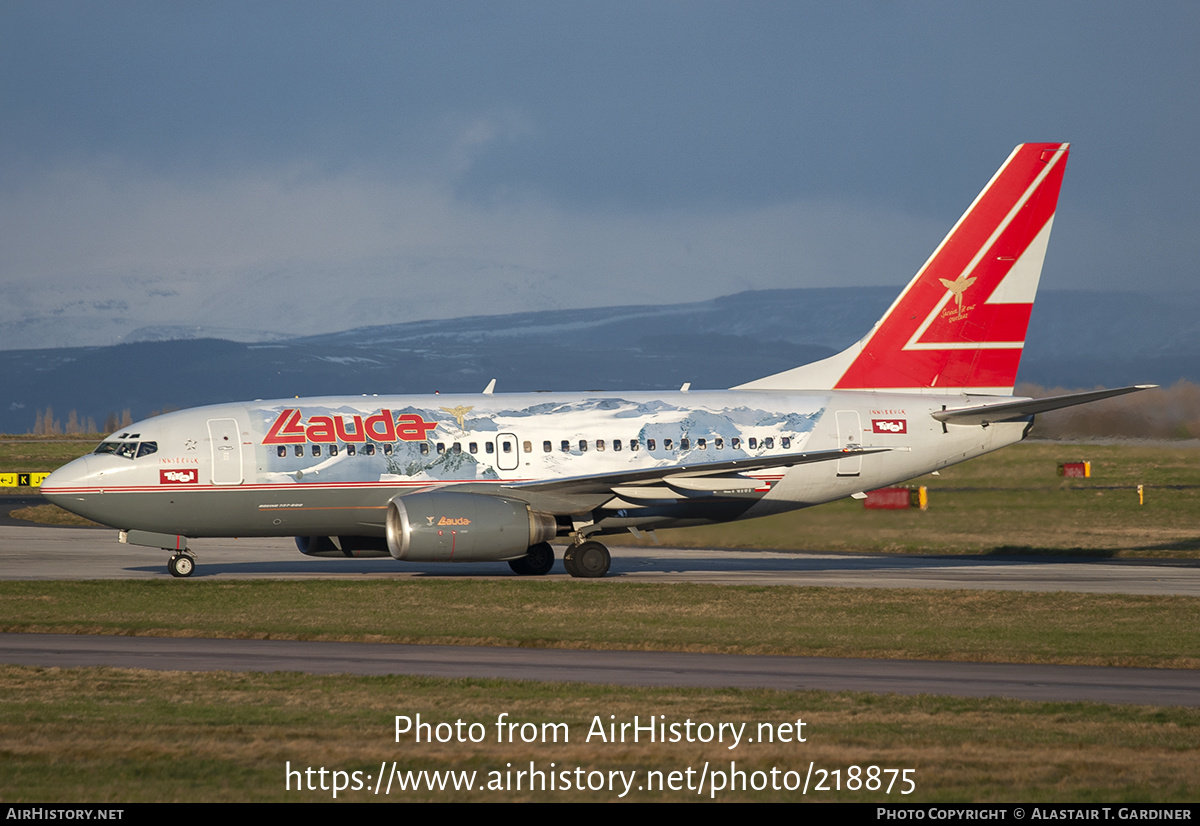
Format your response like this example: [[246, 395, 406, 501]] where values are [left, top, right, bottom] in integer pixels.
[[275, 436, 791, 459], [277, 443, 391, 458], [545, 436, 790, 453]]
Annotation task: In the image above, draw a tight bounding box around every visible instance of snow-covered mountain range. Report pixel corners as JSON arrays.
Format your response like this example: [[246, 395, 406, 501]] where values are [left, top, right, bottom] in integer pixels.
[[3, 287, 1197, 434]]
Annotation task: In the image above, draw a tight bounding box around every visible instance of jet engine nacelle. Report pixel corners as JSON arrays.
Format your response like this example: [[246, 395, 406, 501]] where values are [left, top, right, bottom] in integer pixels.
[[386, 491, 557, 562]]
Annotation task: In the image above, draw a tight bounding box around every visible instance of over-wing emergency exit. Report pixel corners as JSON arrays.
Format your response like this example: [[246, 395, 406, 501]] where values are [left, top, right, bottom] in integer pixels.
[[42, 143, 1150, 578]]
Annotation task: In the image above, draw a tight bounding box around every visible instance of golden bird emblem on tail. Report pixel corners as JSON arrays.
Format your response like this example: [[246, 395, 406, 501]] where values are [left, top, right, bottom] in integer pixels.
[[939, 275, 977, 308]]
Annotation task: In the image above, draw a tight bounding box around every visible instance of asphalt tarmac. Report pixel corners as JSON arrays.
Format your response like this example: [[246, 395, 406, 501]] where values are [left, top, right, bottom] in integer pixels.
[[3, 517, 1198, 705], [2, 523, 1198, 596], [3, 633, 1198, 706]]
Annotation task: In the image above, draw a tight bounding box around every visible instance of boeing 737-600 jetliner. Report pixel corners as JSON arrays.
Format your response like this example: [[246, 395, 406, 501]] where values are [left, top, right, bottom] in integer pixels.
[[43, 143, 1150, 577]]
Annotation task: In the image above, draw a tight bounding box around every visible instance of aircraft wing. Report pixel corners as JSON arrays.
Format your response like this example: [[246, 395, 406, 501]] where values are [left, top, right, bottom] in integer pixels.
[[438, 446, 891, 514], [505, 446, 890, 495], [931, 385, 1155, 426]]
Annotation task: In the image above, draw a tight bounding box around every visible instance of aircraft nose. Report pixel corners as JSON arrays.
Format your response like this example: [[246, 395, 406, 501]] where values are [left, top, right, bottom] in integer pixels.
[[41, 456, 91, 501]]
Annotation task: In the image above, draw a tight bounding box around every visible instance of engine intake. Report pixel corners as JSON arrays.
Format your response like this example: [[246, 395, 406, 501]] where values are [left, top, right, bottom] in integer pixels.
[[386, 491, 557, 562]]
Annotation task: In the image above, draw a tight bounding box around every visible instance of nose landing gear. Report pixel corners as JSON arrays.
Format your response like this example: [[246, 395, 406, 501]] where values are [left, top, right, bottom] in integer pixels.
[[167, 552, 196, 578], [118, 531, 196, 578]]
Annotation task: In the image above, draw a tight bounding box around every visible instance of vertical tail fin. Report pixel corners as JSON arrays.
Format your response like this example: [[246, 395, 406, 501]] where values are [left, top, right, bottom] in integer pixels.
[[736, 143, 1069, 395]]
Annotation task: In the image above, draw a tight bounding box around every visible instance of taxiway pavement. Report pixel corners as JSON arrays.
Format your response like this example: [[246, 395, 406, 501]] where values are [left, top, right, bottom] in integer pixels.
[[3, 521, 1198, 705], [4, 633, 1198, 706], [2, 524, 1197, 596]]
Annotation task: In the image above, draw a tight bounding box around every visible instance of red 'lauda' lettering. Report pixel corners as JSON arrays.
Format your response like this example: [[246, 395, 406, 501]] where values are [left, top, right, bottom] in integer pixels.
[[306, 415, 336, 443], [364, 410, 396, 441], [396, 413, 437, 441], [262, 408, 437, 445], [263, 409, 306, 444], [334, 415, 367, 443]]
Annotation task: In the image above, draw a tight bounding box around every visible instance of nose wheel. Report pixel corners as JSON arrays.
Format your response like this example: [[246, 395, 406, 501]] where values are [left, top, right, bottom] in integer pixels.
[[167, 552, 196, 578]]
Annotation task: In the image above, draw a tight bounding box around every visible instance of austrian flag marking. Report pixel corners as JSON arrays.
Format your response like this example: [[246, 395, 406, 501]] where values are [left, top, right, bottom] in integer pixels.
[[262, 409, 438, 445]]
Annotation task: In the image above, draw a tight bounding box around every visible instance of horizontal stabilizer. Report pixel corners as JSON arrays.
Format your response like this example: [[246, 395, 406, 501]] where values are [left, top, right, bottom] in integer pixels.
[[931, 385, 1156, 426]]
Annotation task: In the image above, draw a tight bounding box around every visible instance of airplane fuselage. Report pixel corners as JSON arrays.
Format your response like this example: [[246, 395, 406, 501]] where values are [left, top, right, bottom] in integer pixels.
[[43, 388, 1029, 542]]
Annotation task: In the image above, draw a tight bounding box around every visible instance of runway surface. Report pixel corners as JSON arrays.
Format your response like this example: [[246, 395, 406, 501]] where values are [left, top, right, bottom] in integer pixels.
[[2, 523, 1198, 595], [4, 633, 1198, 706], [3, 519, 1198, 706]]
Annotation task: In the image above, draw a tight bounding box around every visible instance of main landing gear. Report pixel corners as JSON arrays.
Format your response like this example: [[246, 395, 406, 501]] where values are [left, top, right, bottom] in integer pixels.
[[507, 539, 613, 578], [562, 540, 610, 578], [508, 542, 556, 576], [167, 552, 196, 578]]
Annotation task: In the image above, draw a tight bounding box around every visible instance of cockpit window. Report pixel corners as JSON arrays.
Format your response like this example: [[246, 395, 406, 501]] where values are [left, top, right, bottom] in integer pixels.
[[94, 440, 155, 459]]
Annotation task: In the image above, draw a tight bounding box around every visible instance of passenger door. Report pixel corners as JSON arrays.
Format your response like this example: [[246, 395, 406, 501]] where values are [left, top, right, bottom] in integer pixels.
[[207, 418, 244, 485]]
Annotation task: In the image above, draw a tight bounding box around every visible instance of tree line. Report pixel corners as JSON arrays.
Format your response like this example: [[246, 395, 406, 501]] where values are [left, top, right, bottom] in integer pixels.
[[29, 407, 133, 436], [1020, 380, 1199, 440]]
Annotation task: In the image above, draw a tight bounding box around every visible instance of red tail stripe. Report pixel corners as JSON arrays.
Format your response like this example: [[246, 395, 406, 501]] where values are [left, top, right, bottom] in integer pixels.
[[834, 143, 1067, 390]]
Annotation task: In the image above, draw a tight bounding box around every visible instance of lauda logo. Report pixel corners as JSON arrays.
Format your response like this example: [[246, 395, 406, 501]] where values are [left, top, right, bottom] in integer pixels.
[[159, 468, 198, 484], [437, 517, 471, 527], [263, 409, 437, 445], [872, 419, 908, 434]]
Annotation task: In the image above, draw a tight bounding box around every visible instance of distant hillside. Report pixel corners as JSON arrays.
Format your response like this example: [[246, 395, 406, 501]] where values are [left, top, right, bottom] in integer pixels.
[[3, 287, 1198, 434]]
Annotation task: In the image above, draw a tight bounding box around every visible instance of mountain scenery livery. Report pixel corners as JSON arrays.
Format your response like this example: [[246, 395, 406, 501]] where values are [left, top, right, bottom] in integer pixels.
[[42, 143, 1149, 578]]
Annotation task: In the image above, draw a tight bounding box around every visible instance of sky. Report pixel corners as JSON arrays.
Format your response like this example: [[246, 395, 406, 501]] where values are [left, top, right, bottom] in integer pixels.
[[1, 1, 1197, 348]]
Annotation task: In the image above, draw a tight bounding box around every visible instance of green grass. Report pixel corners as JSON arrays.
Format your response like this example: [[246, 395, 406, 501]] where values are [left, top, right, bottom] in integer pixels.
[[8, 503, 101, 526], [0, 434, 99, 468], [3, 580, 1197, 668], [1, 665, 1196, 802], [0, 435, 97, 495]]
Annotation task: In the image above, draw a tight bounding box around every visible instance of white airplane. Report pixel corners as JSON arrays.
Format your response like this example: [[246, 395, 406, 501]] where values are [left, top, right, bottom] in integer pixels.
[[42, 143, 1149, 578]]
